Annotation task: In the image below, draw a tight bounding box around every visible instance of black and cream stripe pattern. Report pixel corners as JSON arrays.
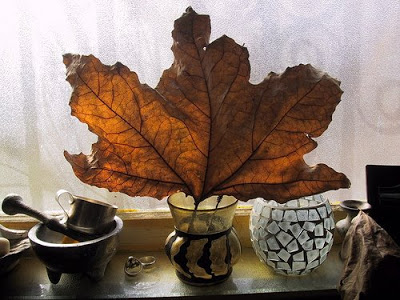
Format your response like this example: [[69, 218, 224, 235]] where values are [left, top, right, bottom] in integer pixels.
[[165, 227, 241, 285]]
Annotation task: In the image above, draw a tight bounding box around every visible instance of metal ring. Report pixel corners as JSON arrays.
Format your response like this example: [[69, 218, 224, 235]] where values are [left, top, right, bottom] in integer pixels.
[[124, 256, 143, 276], [139, 256, 156, 268]]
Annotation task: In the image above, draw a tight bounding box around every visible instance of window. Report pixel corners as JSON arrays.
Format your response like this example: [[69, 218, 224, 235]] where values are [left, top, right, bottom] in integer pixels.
[[1, 0, 399, 213]]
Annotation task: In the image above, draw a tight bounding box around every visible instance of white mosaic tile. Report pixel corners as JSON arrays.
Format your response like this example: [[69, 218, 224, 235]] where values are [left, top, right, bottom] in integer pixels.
[[314, 223, 324, 236], [290, 223, 303, 238], [303, 221, 316, 232], [259, 239, 268, 251], [268, 251, 280, 261], [267, 259, 275, 268], [268, 200, 278, 207], [286, 199, 299, 207], [320, 254, 327, 264], [276, 262, 291, 270], [258, 217, 267, 228], [299, 198, 310, 207], [261, 206, 271, 218], [293, 251, 305, 261], [258, 227, 268, 239], [317, 206, 327, 218], [308, 209, 320, 221], [314, 194, 324, 202], [303, 240, 314, 251], [328, 238, 334, 249], [266, 236, 280, 250], [329, 216, 336, 230], [276, 231, 293, 247], [297, 210, 309, 221], [320, 245, 330, 257], [272, 209, 284, 221], [251, 227, 258, 238], [324, 217, 331, 229], [306, 260, 319, 270], [326, 203, 332, 214], [306, 249, 319, 263], [297, 231, 310, 245], [253, 201, 263, 215], [259, 250, 267, 261], [292, 261, 306, 271], [278, 221, 291, 232], [315, 238, 325, 249], [251, 215, 259, 226], [267, 221, 280, 235], [277, 249, 291, 262], [286, 239, 299, 253], [283, 210, 298, 222], [325, 231, 333, 244]]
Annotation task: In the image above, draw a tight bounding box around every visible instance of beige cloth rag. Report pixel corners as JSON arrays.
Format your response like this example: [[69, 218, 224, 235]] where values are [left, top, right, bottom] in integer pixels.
[[338, 211, 400, 299]]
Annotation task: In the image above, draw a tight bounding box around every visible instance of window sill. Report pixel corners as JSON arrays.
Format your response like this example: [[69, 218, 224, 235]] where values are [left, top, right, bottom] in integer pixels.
[[2, 246, 342, 299], [1, 205, 345, 299]]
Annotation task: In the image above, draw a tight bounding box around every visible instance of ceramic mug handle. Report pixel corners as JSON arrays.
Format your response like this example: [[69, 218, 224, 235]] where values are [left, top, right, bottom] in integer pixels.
[[55, 189, 74, 218]]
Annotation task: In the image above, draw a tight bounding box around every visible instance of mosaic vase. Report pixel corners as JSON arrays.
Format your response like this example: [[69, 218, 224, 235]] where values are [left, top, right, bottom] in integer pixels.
[[250, 195, 335, 275], [165, 192, 241, 286]]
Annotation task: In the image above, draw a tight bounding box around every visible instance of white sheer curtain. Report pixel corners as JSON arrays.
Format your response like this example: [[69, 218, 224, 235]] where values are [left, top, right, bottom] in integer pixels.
[[1, 0, 399, 212]]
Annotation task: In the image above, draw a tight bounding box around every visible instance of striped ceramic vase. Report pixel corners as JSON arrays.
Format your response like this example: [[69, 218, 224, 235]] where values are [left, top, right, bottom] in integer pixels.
[[165, 192, 241, 286]]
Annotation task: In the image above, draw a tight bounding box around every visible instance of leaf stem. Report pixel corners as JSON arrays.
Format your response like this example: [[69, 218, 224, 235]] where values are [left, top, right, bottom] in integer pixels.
[[187, 195, 223, 234]]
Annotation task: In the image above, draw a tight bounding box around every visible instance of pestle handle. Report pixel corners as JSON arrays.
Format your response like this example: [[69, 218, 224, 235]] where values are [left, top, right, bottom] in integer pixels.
[[2, 194, 92, 242], [3, 194, 53, 222]]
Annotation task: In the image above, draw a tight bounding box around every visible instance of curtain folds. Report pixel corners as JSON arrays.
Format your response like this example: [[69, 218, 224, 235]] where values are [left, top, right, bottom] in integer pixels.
[[1, 1, 399, 211]]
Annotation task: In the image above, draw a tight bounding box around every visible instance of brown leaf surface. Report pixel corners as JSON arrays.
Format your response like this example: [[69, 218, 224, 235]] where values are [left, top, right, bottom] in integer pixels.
[[63, 7, 350, 203]]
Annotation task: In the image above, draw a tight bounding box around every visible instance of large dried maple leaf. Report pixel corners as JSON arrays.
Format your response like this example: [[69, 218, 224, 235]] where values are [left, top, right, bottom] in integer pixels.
[[63, 7, 350, 203]]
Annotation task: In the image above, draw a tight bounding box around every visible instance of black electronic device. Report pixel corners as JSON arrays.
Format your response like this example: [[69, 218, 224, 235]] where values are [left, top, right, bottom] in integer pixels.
[[366, 165, 400, 244]]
